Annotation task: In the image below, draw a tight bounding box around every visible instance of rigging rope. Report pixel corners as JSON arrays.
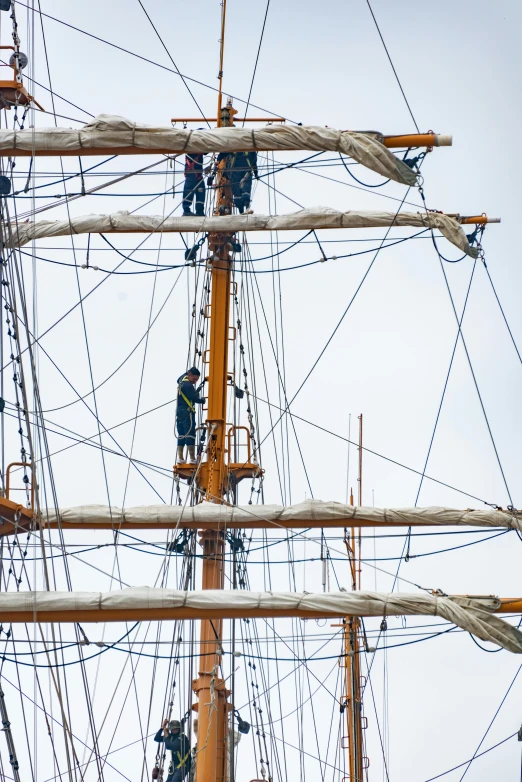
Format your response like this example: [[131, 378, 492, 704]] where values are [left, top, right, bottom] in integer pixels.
[[14, 1, 299, 123], [364, 0, 420, 131]]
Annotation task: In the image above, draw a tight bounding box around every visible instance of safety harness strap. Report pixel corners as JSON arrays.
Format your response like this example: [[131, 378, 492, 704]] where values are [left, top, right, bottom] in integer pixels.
[[176, 749, 191, 768], [178, 375, 195, 412]]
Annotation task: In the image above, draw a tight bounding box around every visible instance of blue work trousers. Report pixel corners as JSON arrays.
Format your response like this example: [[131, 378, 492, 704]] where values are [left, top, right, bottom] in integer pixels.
[[183, 174, 205, 214], [177, 410, 196, 447]]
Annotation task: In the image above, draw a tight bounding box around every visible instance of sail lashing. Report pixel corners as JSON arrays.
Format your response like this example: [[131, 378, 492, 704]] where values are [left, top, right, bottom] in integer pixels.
[[0, 115, 448, 184], [5, 207, 490, 256], [0, 588, 519, 652]]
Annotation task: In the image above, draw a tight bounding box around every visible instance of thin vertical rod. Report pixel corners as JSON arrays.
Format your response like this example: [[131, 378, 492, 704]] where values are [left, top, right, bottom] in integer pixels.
[[345, 413, 351, 505], [216, 0, 228, 125], [357, 414, 362, 589], [357, 414, 363, 507], [344, 415, 365, 779]]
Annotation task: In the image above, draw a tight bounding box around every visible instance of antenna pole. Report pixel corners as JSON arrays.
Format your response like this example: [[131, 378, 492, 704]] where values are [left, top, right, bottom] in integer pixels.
[[357, 413, 363, 508], [343, 414, 366, 780], [216, 0, 227, 125], [345, 413, 351, 505]]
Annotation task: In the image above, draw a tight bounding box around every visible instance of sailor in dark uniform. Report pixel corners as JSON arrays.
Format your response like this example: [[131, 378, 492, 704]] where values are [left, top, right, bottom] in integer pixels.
[[216, 150, 259, 213], [176, 367, 205, 463], [154, 719, 191, 782], [182, 138, 208, 216]]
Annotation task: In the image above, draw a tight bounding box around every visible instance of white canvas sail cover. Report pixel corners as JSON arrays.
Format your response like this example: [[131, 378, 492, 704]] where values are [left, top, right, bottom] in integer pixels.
[[0, 588, 519, 652], [5, 207, 478, 257], [48, 499, 522, 531], [0, 115, 417, 185]]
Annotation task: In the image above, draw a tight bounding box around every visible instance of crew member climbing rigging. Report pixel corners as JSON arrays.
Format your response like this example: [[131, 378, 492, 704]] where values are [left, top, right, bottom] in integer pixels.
[[182, 134, 210, 216], [154, 719, 191, 782], [176, 368, 205, 464], [217, 149, 259, 213]]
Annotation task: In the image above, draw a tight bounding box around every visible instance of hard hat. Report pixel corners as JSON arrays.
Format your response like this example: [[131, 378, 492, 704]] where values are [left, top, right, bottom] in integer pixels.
[[169, 720, 181, 730]]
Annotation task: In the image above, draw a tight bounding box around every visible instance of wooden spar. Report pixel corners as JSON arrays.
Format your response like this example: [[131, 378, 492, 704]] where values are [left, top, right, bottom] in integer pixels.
[[0, 504, 518, 537], [171, 117, 286, 124], [0, 130, 449, 157], [460, 215, 501, 224], [0, 598, 518, 624], [5, 212, 500, 252], [383, 132, 452, 148]]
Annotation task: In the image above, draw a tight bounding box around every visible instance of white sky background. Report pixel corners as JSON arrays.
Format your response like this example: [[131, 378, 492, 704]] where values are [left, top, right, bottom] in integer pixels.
[[1, 0, 522, 780]]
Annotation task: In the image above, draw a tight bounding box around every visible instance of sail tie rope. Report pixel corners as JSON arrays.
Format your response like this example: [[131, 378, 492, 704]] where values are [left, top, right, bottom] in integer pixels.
[[182, 129, 193, 151]]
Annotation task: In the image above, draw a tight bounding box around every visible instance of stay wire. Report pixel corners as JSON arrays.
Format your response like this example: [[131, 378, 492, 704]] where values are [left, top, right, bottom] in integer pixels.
[[427, 218, 514, 506], [249, 186, 414, 465], [364, 0, 420, 131], [135, 0, 210, 127], [121, 179, 169, 509], [1, 186, 193, 374], [242, 0, 271, 123], [423, 732, 518, 781], [244, 243, 314, 497], [14, 1, 296, 123], [405, 257, 478, 558], [483, 261, 522, 365], [2, 300, 168, 500], [24, 228, 432, 276], [458, 664, 522, 781]]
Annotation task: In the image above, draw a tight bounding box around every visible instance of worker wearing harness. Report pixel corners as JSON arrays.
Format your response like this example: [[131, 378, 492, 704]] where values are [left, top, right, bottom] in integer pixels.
[[176, 367, 205, 464], [182, 132, 210, 217], [154, 719, 191, 782], [216, 150, 259, 213]]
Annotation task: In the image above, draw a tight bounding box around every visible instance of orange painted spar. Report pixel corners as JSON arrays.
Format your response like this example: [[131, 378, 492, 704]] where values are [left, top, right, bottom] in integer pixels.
[[0, 141, 278, 158], [0, 497, 31, 531], [0, 517, 463, 538], [0, 508, 515, 539], [171, 117, 286, 123], [460, 215, 490, 224], [0, 599, 519, 624], [383, 133, 441, 148], [0, 129, 443, 158]]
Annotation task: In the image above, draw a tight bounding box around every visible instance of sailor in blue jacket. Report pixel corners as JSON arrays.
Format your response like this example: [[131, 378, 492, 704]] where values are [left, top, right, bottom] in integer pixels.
[[154, 719, 191, 781], [176, 367, 205, 464], [216, 150, 259, 213]]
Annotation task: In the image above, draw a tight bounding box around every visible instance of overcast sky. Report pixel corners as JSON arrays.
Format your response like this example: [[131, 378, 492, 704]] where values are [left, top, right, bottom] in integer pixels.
[[1, 1, 522, 780]]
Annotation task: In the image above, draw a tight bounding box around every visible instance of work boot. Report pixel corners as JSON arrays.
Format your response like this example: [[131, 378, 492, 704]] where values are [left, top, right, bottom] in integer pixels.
[[182, 208, 193, 216], [177, 445, 185, 462], [187, 446, 197, 464], [195, 208, 205, 217]]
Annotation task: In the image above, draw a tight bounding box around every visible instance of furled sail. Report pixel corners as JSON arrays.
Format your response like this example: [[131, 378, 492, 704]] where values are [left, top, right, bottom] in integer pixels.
[[44, 500, 522, 531], [0, 114, 418, 185], [5, 207, 478, 256], [0, 588, 520, 652]]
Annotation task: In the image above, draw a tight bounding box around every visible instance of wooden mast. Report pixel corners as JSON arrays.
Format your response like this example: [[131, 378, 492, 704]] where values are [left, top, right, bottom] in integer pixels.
[[344, 414, 365, 780], [191, 4, 233, 780], [191, 93, 235, 782]]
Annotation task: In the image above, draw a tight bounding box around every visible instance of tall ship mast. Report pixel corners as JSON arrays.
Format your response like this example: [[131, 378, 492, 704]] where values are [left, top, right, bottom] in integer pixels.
[[0, 2, 518, 782]]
